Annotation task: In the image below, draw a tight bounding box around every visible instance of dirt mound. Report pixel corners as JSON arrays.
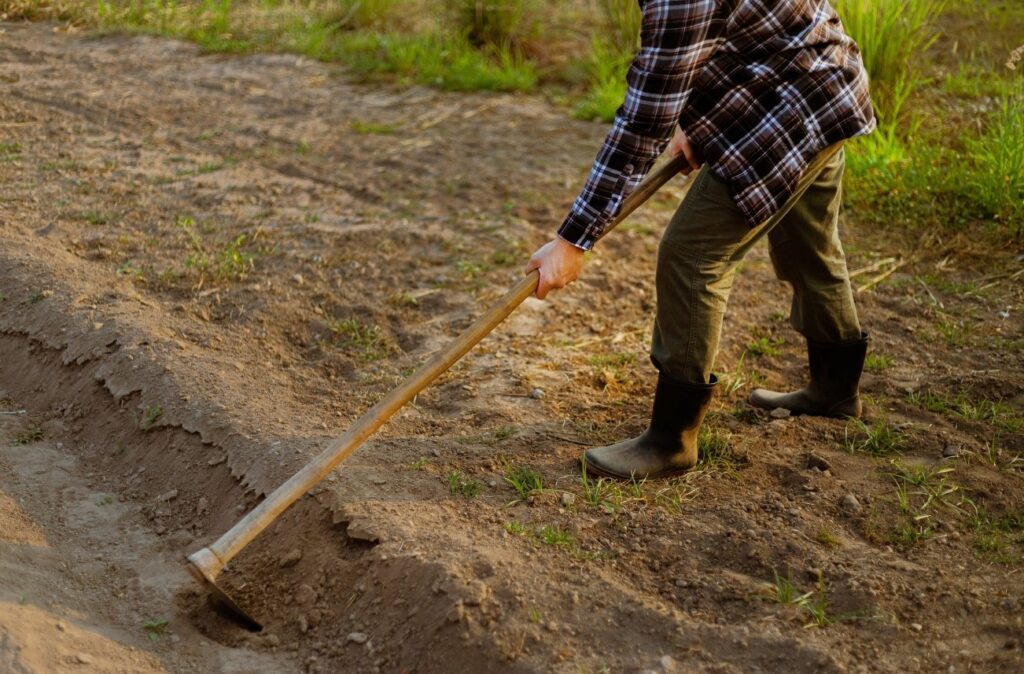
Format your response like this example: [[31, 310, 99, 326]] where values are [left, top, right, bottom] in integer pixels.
[[1, 20, 1022, 674]]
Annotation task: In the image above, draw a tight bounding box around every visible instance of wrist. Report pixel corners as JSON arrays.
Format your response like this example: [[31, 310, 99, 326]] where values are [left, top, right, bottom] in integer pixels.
[[555, 235, 587, 255]]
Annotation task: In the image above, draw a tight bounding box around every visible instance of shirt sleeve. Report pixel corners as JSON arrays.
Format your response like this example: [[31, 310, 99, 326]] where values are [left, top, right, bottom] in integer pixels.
[[557, 0, 723, 250]]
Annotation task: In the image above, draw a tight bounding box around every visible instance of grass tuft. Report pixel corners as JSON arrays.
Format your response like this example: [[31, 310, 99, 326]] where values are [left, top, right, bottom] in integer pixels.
[[447, 469, 482, 498], [504, 464, 544, 500], [844, 418, 906, 457]]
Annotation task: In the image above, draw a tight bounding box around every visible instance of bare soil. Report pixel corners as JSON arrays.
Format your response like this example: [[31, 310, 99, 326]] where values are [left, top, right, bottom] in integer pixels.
[[1, 21, 1022, 674]]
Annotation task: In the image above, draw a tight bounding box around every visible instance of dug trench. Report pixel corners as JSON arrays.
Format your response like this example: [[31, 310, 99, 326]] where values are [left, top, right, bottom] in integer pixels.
[[0, 282, 837, 674], [0, 322, 541, 672]]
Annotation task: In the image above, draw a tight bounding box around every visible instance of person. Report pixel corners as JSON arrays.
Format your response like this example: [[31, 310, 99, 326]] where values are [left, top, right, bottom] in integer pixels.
[[525, 0, 875, 479]]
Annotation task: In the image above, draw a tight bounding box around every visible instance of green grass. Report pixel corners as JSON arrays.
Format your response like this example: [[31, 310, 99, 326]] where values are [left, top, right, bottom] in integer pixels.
[[0, 142, 23, 162], [747, 336, 784, 358], [762, 572, 861, 628], [326, 318, 388, 361], [337, 31, 538, 92], [504, 464, 544, 499], [834, 0, 944, 134], [451, 0, 539, 51], [965, 91, 1024, 227], [138, 404, 162, 430], [446, 469, 482, 498], [910, 391, 1023, 433], [844, 418, 906, 456], [573, 37, 631, 123], [971, 510, 1024, 564], [815, 528, 842, 547], [696, 427, 737, 471], [178, 216, 257, 285], [572, 0, 639, 122], [351, 119, 398, 135], [142, 617, 169, 641], [74, 209, 118, 225], [504, 521, 581, 554], [10, 427, 43, 446], [864, 353, 893, 371]]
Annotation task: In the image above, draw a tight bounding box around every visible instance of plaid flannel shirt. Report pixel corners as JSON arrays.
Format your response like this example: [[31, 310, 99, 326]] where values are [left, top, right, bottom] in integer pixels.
[[558, 0, 875, 250]]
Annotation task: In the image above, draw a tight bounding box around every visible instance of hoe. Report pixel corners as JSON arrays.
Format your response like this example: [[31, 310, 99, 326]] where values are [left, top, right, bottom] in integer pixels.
[[186, 154, 691, 630]]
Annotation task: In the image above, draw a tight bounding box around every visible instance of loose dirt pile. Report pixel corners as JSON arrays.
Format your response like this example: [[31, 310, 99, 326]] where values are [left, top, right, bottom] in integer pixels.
[[0, 21, 1021, 674]]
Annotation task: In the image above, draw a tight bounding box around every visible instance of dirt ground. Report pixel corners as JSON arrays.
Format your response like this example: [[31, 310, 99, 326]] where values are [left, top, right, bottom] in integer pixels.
[[1, 20, 1022, 674]]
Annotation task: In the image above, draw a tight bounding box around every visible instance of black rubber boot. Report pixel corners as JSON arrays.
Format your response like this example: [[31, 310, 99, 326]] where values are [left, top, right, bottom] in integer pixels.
[[582, 374, 717, 480], [749, 332, 869, 418]]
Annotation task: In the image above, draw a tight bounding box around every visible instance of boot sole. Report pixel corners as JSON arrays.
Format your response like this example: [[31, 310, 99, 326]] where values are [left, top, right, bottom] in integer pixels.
[[580, 456, 694, 481]]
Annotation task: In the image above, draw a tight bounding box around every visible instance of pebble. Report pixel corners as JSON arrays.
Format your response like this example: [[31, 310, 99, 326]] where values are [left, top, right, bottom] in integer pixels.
[[430, 448, 441, 458], [73, 653, 93, 665], [841, 493, 862, 514], [279, 549, 302, 568], [530, 388, 545, 399], [346, 521, 380, 543], [295, 584, 318, 607], [770, 408, 791, 419], [207, 455, 227, 466], [347, 632, 368, 645], [660, 655, 678, 672], [910, 623, 923, 632], [942, 444, 960, 458], [292, 273, 304, 285], [561, 492, 576, 507], [156, 489, 178, 503], [807, 453, 832, 472], [266, 634, 281, 647], [56, 621, 66, 632]]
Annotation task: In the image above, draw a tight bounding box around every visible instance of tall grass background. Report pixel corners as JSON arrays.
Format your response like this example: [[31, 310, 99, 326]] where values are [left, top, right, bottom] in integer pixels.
[[1, 0, 1020, 234]]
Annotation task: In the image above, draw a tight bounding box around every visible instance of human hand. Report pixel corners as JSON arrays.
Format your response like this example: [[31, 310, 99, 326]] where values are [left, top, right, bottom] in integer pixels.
[[667, 126, 703, 174], [524, 237, 585, 300]]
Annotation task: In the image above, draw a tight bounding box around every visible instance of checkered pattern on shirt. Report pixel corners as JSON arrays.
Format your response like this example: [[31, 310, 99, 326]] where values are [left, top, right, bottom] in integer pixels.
[[557, 0, 875, 250]]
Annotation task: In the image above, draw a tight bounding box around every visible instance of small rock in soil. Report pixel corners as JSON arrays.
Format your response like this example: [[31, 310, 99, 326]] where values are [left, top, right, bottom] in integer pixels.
[[346, 521, 380, 543], [807, 453, 832, 471], [207, 454, 227, 466], [841, 493, 862, 514], [910, 623, 923, 632], [295, 584, 318, 607], [279, 549, 302, 568], [530, 388, 545, 399], [943, 444, 960, 458], [660, 655, 678, 672], [156, 489, 178, 502], [73, 653, 93, 665], [770, 407, 791, 419], [561, 492, 576, 507], [56, 621, 66, 631]]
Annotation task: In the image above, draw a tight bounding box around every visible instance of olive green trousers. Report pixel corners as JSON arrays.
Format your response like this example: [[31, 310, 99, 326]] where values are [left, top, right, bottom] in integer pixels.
[[650, 145, 862, 384]]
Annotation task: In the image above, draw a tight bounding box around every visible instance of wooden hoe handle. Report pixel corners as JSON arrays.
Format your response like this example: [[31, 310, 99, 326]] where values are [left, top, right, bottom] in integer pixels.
[[189, 153, 691, 578]]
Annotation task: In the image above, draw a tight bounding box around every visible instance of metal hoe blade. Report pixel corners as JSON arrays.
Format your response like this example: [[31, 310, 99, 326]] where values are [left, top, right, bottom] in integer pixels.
[[186, 557, 263, 632]]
